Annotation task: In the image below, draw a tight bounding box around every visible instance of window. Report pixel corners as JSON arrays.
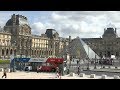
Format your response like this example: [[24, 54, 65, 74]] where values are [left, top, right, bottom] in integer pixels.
[[2, 49, 4, 55], [116, 52, 119, 57], [108, 47, 110, 50], [42, 62, 46, 66], [6, 49, 8, 55], [10, 49, 12, 54]]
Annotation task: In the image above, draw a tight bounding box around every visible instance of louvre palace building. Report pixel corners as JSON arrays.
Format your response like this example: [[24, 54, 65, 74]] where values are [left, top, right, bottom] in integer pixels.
[[82, 24, 120, 59], [62, 24, 120, 60], [1, 14, 120, 60], [0, 14, 70, 59]]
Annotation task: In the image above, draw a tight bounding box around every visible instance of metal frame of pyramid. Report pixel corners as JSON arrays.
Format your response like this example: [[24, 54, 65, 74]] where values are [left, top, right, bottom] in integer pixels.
[[80, 38, 100, 60]]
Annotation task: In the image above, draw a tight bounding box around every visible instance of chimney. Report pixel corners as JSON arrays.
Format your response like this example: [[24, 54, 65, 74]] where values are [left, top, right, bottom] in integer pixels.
[[69, 36, 71, 43], [115, 28, 117, 33]]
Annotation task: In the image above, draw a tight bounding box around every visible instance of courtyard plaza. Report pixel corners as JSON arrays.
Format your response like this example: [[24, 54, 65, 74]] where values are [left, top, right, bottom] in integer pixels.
[[0, 70, 118, 79]]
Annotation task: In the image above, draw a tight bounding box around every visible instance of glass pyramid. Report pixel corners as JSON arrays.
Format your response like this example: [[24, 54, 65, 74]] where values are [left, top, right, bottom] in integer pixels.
[[80, 37, 100, 59], [62, 37, 100, 60]]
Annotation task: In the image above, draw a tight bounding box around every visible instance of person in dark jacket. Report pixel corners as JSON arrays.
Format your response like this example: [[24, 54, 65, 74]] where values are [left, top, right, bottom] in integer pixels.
[[77, 66, 80, 75], [2, 68, 7, 78]]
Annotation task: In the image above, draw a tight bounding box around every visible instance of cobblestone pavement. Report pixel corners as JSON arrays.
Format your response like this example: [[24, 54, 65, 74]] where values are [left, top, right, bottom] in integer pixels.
[[0, 71, 117, 79]]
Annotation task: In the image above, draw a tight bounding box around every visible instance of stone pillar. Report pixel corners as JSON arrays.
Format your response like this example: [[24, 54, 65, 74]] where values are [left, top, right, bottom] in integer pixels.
[[4, 48, 6, 59], [0, 48, 2, 59], [8, 48, 10, 59]]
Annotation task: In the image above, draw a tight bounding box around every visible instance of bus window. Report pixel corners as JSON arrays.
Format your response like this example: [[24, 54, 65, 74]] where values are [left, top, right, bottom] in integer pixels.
[[42, 62, 46, 66]]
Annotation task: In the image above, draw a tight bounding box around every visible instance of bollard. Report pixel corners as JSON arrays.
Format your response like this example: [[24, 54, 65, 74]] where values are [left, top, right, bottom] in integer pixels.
[[90, 74, 96, 78], [101, 75, 107, 79], [103, 66, 105, 68], [70, 72, 75, 76], [108, 66, 111, 68], [70, 72, 73, 76], [8, 68, 10, 73], [0, 68, 2, 72], [79, 73, 85, 77], [73, 73, 75, 76], [1, 68, 4, 72], [114, 75, 119, 79]]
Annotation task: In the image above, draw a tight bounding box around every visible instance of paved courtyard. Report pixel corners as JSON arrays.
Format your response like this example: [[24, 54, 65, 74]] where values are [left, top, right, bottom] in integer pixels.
[[0, 71, 118, 79]]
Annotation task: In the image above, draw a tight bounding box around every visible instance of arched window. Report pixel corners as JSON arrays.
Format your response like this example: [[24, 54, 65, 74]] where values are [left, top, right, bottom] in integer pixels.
[[116, 52, 119, 57], [49, 51, 50, 55], [35, 50, 36, 55], [51, 51, 52, 55], [6, 49, 8, 55], [40, 50, 41, 55], [10, 49, 12, 55], [25, 50, 28, 56], [42, 51, 44, 55], [32, 50, 33, 55], [14, 49, 16, 55], [2, 49, 4, 56], [37, 50, 39, 54]]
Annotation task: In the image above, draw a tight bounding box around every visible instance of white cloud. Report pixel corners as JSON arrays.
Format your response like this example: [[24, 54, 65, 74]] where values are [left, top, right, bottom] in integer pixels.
[[1, 11, 120, 39], [34, 11, 117, 38], [0, 12, 12, 28], [31, 22, 46, 35]]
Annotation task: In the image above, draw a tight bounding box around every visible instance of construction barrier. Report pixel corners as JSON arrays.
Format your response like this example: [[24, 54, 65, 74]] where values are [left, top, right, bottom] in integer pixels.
[[90, 74, 95, 78], [70, 72, 75, 76], [114, 75, 119, 79], [101, 75, 107, 79], [79, 73, 85, 77]]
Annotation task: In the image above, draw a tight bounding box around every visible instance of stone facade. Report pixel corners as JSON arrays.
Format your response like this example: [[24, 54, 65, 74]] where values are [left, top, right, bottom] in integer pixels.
[[0, 14, 69, 59], [82, 25, 120, 59]]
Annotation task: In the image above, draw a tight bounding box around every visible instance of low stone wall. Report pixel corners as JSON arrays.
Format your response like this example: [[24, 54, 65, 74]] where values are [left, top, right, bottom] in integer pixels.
[[0, 64, 10, 68]]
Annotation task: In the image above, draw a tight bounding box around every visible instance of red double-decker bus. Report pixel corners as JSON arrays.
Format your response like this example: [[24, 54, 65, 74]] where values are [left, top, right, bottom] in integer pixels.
[[38, 58, 64, 72]]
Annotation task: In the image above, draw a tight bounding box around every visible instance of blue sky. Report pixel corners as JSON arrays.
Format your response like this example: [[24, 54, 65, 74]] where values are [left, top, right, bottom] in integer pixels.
[[0, 11, 120, 39]]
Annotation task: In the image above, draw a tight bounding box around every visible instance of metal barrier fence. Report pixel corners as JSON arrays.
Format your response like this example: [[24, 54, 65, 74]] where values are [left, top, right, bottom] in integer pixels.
[[0, 68, 10, 72], [67, 59, 120, 73]]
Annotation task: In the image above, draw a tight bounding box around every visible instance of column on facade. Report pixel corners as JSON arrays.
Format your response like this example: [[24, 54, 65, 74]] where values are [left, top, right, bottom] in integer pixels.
[[36, 49, 38, 57], [5, 48, 8, 59], [4, 48, 6, 59], [8, 48, 10, 59], [0, 47, 2, 59], [34, 49, 36, 57]]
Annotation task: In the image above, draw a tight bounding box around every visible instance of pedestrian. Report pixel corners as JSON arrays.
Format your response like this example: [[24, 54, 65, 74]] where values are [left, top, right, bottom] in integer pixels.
[[56, 67, 60, 78], [2, 68, 7, 78], [77, 66, 80, 75], [37, 66, 40, 73], [59, 68, 61, 79], [67, 68, 69, 74], [64, 66, 66, 75]]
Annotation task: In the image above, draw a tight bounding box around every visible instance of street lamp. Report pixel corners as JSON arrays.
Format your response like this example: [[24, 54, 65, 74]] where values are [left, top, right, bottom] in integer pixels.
[[94, 54, 97, 69], [13, 41, 16, 72], [87, 43, 90, 70]]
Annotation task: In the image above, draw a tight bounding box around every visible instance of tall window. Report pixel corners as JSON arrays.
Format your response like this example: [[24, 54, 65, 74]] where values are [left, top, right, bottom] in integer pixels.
[[2, 49, 4, 56], [99, 52, 102, 58], [32, 50, 33, 55], [6, 49, 8, 55], [10, 49, 12, 55], [116, 52, 119, 57]]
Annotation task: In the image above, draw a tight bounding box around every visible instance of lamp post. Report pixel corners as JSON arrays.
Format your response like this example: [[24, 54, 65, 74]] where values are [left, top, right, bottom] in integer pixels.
[[13, 41, 16, 72], [87, 43, 90, 70], [94, 54, 97, 69]]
